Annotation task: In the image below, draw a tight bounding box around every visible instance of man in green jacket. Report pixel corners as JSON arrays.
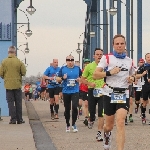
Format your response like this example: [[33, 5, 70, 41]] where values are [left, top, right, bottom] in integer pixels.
[[0, 46, 26, 124]]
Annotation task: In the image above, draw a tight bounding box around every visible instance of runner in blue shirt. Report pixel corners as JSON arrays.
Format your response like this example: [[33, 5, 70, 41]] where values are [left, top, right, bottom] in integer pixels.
[[44, 59, 60, 120], [35, 78, 41, 99], [57, 55, 82, 133]]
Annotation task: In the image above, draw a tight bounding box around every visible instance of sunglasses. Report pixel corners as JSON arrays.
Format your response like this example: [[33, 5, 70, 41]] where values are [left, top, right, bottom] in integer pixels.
[[66, 59, 74, 61]]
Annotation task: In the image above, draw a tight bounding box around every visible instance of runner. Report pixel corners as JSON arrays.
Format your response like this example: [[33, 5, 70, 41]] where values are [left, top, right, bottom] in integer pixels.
[[136, 53, 150, 124], [36, 78, 41, 99], [29, 84, 33, 101], [57, 55, 82, 133], [79, 59, 90, 126], [24, 82, 30, 101], [93, 34, 135, 150], [81, 48, 104, 141], [124, 49, 135, 125], [133, 59, 145, 114], [40, 76, 47, 100], [44, 59, 60, 120]]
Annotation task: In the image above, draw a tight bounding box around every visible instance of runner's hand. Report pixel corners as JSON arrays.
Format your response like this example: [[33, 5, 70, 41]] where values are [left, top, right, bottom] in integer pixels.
[[110, 67, 121, 75], [76, 78, 80, 82], [148, 79, 150, 83], [88, 82, 96, 88], [127, 76, 134, 83], [142, 70, 147, 76], [63, 73, 67, 79], [56, 77, 62, 82]]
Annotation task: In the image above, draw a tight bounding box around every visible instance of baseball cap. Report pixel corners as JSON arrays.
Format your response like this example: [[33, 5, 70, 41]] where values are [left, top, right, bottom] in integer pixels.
[[84, 59, 90, 63], [138, 58, 145, 63]]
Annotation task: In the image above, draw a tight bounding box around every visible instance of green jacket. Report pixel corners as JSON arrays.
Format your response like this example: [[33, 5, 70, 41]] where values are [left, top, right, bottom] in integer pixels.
[[0, 54, 26, 89]]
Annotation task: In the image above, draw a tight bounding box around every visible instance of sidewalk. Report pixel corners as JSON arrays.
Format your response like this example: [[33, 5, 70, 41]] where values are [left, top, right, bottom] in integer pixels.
[[32, 100, 150, 150], [0, 100, 36, 150]]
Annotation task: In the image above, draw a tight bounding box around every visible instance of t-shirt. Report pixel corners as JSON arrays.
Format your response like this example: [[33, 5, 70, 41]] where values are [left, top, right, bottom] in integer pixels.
[[137, 64, 150, 85], [44, 66, 60, 88], [58, 65, 82, 94], [82, 61, 104, 88], [24, 85, 30, 93], [133, 67, 144, 87], [80, 69, 88, 92], [98, 55, 135, 97], [36, 81, 41, 91]]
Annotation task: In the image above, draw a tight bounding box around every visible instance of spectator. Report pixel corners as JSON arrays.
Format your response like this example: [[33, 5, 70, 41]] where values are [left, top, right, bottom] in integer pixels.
[[0, 46, 26, 124]]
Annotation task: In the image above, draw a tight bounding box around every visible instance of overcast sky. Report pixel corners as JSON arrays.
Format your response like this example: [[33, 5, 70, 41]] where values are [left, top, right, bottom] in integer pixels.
[[18, 0, 150, 77]]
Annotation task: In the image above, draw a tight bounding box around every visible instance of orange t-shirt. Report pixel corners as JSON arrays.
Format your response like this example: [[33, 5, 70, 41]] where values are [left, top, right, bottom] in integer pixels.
[[24, 85, 30, 93]]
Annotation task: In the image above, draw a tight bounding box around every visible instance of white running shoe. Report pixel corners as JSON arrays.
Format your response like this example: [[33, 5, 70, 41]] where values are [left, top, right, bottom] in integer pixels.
[[66, 126, 70, 133], [103, 132, 111, 150], [72, 124, 78, 133]]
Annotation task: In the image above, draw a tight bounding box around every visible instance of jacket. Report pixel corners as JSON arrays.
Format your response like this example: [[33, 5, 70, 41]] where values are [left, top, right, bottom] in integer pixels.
[[0, 54, 26, 89]]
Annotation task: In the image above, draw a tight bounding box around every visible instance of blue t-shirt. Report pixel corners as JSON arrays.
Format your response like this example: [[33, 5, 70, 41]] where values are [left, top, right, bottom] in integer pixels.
[[58, 65, 82, 94], [36, 81, 41, 91], [44, 66, 60, 88]]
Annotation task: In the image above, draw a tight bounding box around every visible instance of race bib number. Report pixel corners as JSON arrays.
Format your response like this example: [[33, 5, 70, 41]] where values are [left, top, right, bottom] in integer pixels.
[[93, 88, 102, 97], [111, 93, 126, 103], [67, 79, 76, 86], [136, 87, 142, 91]]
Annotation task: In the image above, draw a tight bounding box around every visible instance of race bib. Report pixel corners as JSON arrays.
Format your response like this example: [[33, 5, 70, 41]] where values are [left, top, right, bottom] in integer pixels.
[[111, 93, 126, 103], [136, 87, 142, 91], [93, 88, 102, 97], [67, 79, 76, 86]]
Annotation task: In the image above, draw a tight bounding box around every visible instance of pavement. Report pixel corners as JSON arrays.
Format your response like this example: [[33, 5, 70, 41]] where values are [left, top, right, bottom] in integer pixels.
[[1, 99, 150, 150], [32, 100, 150, 150], [0, 100, 36, 150]]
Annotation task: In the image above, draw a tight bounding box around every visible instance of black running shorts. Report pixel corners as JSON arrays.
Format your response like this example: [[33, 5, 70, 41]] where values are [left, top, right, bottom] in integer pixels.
[[142, 84, 150, 101], [48, 87, 60, 98], [79, 91, 88, 101], [103, 95, 129, 116]]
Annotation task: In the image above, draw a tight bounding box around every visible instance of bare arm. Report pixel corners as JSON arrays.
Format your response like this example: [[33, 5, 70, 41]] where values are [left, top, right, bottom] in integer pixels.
[[136, 70, 147, 79], [93, 67, 106, 79]]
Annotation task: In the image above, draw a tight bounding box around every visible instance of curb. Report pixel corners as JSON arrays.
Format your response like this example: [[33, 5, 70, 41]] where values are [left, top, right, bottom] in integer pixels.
[[25, 101, 57, 150]]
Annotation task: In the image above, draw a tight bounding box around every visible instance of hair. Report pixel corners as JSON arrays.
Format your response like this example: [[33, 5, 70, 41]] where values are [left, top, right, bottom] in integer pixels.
[[66, 55, 74, 59], [112, 34, 126, 45], [8, 46, 16, 53], [145, 53, 150, 59], [94, 48, 103, 55]]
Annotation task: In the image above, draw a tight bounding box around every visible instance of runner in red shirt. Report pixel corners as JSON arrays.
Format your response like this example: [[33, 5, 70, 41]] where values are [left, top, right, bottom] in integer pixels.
[[79, 59, 90, 126], [24, 82, 30, 101]]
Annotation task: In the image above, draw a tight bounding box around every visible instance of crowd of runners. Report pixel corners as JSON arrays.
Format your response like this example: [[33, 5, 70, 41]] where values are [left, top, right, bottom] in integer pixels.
[[24, 34, 150, 150]]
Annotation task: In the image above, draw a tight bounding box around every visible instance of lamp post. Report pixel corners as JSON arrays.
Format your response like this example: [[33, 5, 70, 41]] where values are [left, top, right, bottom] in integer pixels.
[[18, 43, 30, 54], [15, 9, 32, 37], [76, 43, 82, 62], [26, 0, 36, 15]]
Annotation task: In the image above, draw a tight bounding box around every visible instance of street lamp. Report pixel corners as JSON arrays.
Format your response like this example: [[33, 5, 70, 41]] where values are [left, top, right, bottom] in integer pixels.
[[18, 43, 30, 54], [76, 43, 82, 62], [16, 9, 33, 37], [26, 0, 36, 15], [109, 0, 117, 16], [25, 23, 32, 37], [25, 43, 30, 53]]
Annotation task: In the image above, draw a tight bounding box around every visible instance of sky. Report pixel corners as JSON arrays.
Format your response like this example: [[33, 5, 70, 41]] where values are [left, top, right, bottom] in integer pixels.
[[18, 0, 150, 77]]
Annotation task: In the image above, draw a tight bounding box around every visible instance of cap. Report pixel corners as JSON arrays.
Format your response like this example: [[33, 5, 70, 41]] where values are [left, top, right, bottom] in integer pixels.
[[84, 59, 90, 63], [139, 58, 145, 63]]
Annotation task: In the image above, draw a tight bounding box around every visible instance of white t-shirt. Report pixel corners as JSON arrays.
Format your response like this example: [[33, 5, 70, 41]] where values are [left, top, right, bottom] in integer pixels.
[[98, 54, 135, 97]]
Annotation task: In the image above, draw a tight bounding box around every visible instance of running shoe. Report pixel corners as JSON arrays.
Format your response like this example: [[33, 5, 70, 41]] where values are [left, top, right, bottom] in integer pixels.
[[72, 124, 78, 133], [96, 131, 103, 142], [88, 121, 94, 129], [66, 126, 70, 133], [129, 116, 133, 122], [103, 132, 111, 150]]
